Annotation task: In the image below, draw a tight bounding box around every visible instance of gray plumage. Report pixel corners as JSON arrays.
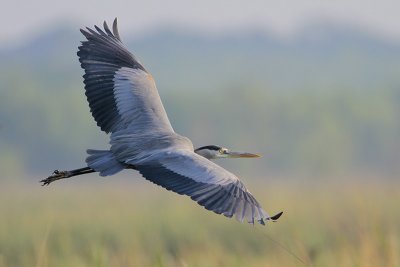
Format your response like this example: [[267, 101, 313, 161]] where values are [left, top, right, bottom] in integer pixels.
[[43, 18, 282, 225]]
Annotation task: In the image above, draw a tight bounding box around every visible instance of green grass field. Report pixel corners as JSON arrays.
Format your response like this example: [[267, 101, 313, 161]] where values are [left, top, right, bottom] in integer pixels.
[[0, 176, 398, 267]]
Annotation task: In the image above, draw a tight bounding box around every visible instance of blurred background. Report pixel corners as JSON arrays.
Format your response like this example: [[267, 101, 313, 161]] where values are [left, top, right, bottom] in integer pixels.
[[0, 0, 399, 266]]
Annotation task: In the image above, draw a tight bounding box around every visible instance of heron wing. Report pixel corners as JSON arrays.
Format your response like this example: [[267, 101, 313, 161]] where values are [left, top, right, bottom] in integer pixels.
[[133, 150, 276, 225], [77, 19, 174, 134]]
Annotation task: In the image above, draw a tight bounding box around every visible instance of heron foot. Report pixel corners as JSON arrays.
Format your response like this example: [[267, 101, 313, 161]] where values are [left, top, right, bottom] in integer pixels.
[[40, 170, 71, 186]]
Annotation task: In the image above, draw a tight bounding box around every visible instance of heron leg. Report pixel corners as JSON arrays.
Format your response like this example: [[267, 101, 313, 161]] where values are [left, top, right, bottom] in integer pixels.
[[40, 167, 96, 186]]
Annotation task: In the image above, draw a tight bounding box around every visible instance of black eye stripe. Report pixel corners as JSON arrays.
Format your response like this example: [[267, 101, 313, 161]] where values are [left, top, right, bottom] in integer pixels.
[[195, 145, 221, 151]]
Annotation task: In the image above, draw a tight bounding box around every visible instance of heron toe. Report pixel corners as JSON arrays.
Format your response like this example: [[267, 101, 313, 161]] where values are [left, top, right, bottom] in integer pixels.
[[41, 170, 70, 186]]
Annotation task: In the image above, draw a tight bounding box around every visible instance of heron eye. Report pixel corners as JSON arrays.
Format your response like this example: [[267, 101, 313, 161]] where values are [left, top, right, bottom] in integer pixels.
[[219, 148, 226, 154]]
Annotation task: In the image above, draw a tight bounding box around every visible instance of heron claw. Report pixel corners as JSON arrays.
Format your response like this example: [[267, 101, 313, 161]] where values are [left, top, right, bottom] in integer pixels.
[[40, 170, 69, 186]]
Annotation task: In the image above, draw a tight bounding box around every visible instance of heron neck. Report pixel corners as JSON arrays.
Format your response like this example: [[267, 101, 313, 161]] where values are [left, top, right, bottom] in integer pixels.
[[194, 149, 216, 160]]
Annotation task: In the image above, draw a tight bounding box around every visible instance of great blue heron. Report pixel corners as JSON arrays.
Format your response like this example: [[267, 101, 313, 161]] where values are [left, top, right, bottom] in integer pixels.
[[41, 19, 282, 225]]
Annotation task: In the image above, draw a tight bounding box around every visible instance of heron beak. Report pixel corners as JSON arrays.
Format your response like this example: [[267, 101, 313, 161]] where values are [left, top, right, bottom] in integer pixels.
[[226, 152, 261, 158]]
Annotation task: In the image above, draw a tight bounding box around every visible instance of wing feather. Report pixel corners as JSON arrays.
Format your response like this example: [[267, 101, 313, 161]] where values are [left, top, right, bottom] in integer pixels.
[[78, 18, 173, 134], [134, 150, 278, 225], [112, 19, 121, 41]]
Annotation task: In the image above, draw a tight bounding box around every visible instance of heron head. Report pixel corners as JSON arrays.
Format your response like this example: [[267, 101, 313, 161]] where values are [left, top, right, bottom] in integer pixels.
[[194, 145, 261, 160]]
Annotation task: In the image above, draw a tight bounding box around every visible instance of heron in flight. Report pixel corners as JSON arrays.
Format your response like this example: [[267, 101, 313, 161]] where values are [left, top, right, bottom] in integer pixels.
[[41, 19, 282, 225]]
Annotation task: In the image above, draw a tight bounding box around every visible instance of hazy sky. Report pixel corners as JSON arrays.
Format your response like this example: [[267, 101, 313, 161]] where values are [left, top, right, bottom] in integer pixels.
[[2, 0, 400, 46]]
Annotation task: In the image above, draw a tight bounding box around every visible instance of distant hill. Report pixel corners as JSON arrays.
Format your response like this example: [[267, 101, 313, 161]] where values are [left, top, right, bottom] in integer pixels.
[[1, 22, 399, 178], [2, 21, 400, 92]]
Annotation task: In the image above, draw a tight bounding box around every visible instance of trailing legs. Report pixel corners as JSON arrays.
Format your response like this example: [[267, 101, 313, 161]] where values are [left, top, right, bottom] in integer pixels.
[[41, 167, 96, 186]]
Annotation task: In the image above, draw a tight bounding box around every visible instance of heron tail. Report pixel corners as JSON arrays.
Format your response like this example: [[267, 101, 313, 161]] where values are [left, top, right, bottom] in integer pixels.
[[86, 149, 124, 176]]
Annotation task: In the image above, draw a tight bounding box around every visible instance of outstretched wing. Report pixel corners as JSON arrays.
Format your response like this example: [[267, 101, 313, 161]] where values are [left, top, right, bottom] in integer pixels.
[[134, 150, 282, 225], [77, 19, 174, 134]]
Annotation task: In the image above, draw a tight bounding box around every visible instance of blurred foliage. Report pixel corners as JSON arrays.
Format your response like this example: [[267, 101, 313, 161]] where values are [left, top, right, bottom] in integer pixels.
[[0, 23, 400, 178], [0, 179, 399, 267]]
